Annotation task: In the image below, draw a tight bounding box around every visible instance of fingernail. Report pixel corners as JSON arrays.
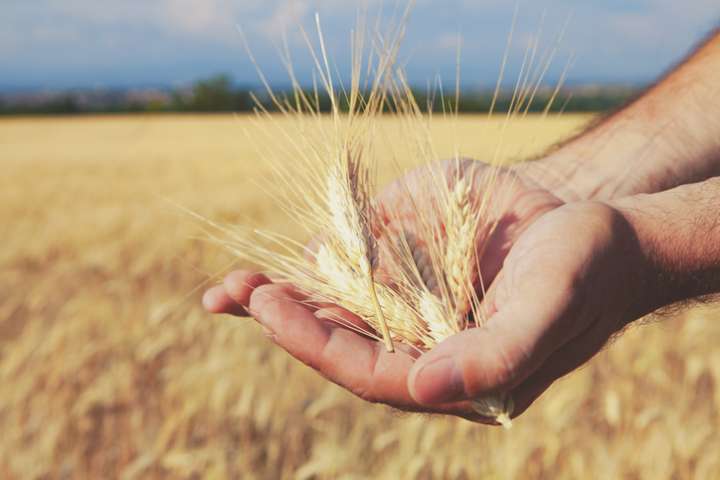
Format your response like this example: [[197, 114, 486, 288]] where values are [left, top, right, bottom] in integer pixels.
[[411, 356, 465, 404]]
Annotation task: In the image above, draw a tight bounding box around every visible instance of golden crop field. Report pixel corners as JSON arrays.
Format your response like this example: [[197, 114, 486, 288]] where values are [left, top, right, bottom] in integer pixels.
[[2, 114, 719, 479]]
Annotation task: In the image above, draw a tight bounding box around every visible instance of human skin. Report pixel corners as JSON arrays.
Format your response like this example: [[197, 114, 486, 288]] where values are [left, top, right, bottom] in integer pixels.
[[527, 28, 720, 202], [203, 30, 720, 423]]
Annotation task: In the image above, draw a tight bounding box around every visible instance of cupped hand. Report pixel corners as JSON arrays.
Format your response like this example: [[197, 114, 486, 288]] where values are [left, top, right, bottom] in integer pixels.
[[407, 201, 649, 417], [203, 160, 644, 423]]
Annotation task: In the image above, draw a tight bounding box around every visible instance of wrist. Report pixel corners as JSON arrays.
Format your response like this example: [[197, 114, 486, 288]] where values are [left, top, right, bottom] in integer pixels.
[[585, 200, 661, 324], [606, 195, 671, 317], [609, 178, 720, 314]]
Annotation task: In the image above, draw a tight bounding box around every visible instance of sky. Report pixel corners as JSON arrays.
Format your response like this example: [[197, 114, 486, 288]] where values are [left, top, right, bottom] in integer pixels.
[[2, 0, 718, 91]]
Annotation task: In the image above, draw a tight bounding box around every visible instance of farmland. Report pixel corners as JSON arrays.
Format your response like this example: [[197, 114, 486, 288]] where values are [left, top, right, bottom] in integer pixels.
[[1, 114, 719, 479]]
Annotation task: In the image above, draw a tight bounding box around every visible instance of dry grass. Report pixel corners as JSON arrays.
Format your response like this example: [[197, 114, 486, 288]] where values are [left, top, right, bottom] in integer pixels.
[[2, 114, 720, 479]]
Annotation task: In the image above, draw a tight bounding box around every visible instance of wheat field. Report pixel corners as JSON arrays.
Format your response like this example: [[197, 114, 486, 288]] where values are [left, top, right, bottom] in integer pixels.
[[2, 114, 719, 479]]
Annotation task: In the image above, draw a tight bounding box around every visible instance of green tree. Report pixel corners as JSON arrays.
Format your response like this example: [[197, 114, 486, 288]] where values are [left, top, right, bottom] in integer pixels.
[[188, 74, 251, 112]]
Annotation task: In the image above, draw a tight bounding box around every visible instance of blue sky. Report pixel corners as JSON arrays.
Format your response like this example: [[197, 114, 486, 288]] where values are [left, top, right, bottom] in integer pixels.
[[2, 0, 718, 90]]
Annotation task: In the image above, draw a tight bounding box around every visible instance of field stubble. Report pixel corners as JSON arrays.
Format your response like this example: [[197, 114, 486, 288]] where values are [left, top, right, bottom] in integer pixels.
[[1, 114, 719, 479]]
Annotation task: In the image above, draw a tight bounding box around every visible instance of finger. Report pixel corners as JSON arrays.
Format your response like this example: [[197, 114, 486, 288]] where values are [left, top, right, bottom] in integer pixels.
[[202, 285, 249, 316], [250, 283, 471, 414], [225, 269, 336, 312], [223, 270, 272, 308], [250, 282, 419, 408]]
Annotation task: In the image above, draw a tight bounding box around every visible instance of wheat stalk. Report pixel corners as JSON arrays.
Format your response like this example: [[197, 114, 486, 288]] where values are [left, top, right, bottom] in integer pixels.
[[202, 5, 573, 428]]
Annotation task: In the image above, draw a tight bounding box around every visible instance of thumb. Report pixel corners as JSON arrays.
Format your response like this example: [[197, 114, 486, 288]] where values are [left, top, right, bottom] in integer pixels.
[[407, 276, 576, 405]]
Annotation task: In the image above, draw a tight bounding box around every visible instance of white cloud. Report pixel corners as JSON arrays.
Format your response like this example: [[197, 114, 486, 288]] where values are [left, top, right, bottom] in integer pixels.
[[39, 0, 264, 42], [257, 0, 310, 38]]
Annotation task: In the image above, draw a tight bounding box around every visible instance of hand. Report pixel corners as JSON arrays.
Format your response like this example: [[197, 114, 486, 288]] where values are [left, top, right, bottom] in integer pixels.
[[205, 28, 720, 423], [204, 159, 569, 423], [408, 201, 648, 416]]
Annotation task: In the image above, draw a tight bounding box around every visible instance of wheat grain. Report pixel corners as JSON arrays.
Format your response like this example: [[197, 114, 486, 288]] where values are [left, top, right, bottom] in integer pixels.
[[443, 172, 480, 320]]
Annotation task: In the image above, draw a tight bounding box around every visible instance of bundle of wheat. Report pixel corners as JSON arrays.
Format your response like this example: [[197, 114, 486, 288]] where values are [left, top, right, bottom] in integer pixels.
[[198, 6, 569, 428]]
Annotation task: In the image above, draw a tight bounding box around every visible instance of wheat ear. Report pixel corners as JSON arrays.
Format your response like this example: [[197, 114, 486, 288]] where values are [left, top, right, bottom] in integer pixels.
[[444, 172, 481, 320], [325, 153, 394, 351]]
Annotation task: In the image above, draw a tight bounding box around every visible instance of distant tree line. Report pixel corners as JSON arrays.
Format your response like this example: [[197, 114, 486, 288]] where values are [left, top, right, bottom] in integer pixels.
[[0, 73, 639, 115]]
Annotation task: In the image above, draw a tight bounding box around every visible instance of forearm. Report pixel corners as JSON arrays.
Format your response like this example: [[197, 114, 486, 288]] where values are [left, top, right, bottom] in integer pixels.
[[527, 28, 720, 202], [611, 176, 720, 315]]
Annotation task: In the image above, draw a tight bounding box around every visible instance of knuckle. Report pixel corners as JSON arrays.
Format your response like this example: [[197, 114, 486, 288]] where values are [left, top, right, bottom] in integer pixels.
[[248, 283, 283, 315]]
